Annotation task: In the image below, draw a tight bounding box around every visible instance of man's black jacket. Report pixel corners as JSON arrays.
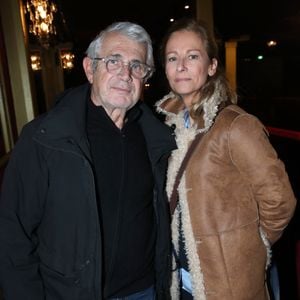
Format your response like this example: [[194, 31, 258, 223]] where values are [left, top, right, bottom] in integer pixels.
[[0, 83, 176, 299]]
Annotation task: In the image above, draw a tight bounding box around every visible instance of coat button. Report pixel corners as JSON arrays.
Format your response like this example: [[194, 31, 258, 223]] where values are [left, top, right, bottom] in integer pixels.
[[40, 128, 46, 134], [74, 278, 80, 285], [78, 259, 91, 270]]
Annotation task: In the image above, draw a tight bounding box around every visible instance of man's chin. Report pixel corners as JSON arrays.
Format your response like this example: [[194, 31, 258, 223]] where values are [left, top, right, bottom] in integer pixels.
[[111, 98, 138, 109]]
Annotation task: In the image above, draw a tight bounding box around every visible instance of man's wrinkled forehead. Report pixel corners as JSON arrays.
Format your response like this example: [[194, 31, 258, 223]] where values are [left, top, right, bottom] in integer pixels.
[[100, 31, 147, 62]]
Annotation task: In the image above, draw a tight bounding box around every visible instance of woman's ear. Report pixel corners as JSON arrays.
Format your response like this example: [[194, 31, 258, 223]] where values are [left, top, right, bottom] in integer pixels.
[[83, 57, 94, 83], [208, 58, 218, 76]]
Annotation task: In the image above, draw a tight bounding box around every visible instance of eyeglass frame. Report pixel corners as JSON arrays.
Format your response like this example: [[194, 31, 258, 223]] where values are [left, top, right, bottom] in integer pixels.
[[92, 55, 154, 80]]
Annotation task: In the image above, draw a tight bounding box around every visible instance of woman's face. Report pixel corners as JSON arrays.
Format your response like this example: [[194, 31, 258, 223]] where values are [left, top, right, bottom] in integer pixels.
[[165, 30, 217, 108]]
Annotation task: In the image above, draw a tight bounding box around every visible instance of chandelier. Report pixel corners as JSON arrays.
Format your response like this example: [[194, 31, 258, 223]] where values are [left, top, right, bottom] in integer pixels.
[[24, 0, 57, 47]]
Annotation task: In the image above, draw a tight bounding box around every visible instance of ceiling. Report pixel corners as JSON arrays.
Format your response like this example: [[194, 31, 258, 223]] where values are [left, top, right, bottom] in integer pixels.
[[58, 0, 300, 49], [214, 0, 300, 42]]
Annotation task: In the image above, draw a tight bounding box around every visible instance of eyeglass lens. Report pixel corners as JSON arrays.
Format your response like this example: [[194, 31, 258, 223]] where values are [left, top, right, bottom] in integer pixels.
[[106, 58, 149, 79]]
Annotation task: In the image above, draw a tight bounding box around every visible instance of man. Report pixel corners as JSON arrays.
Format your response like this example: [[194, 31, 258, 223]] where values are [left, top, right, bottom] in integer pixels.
[[0, 22, 176, 299]]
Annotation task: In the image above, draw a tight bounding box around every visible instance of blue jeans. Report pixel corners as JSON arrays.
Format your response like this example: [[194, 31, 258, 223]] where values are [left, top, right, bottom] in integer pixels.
[[110, 285, 155, 300], [268, 263, 280, 300]]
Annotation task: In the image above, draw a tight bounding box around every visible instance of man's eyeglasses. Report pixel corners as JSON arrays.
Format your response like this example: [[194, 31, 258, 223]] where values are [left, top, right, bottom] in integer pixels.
[[92, 56, 153, 80]]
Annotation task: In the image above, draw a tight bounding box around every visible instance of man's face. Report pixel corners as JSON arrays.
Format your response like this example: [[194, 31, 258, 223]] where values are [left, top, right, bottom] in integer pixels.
[[83, 32, 147, 112]]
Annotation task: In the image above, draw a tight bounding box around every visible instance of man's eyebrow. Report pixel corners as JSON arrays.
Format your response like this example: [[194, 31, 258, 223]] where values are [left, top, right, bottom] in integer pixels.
[[130, 59, 143, 63], [107, 53, 122, 58], [108, 54, 143, 64]]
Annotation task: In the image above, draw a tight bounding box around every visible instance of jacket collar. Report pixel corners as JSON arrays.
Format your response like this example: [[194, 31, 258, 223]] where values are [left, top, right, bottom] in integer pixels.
[[156, 82, 224, 133], [33, 83, 176, 164], [33, 83, 91, 159], [156, 92, 206, 131]]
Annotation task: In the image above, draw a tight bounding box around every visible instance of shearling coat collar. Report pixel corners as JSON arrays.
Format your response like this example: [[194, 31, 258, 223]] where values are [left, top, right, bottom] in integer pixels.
[[156, 93, 207, 299]]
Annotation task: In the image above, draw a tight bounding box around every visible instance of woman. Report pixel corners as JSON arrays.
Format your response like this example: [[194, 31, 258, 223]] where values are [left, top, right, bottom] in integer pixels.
[[156, 18, 296, 300]]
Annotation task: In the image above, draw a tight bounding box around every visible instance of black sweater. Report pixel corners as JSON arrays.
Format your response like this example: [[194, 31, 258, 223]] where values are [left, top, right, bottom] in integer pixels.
[[87, 100, 155, 298]]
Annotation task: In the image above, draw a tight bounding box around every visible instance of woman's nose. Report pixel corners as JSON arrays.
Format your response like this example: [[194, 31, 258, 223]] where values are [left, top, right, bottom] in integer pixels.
[[176, 58, 187, 72]]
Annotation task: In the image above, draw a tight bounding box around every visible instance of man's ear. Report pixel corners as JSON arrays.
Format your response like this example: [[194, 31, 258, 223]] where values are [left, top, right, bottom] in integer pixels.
[[83, 57, 94, 83]]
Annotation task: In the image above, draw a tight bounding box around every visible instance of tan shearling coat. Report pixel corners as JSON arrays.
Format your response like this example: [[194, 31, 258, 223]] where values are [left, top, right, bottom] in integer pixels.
[[157, 95, 296, 300]]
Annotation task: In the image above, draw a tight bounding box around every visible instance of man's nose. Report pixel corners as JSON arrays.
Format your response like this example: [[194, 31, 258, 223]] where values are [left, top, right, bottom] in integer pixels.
[[118, 63, 132, 80]]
